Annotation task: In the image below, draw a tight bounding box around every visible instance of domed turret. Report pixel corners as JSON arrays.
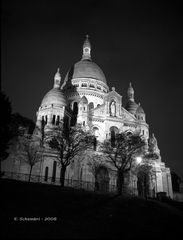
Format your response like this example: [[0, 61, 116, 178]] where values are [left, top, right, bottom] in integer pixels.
[[41, 69, 67, 107], [41, 88, 67, 107], [135, 103, 146, 122], [125, 83, 138, 114], [36, 69, 68, 131]]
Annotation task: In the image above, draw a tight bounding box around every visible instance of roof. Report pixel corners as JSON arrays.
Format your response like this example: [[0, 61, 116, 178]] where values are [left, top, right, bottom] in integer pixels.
[[41, 88, 67, 107], [63, 59, 107, 85], [125, 100, 138, 115]]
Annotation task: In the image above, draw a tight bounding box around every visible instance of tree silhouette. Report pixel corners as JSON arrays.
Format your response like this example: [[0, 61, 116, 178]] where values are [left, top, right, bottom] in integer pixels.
[[102, 132, 146, 195], [0, 91, 12, 162], [20, 134, 41, 181], [9, 113, 35, 139], [49, 124, 94, 186]]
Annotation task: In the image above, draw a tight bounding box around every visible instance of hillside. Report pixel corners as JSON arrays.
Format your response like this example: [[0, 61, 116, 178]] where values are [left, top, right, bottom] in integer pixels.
[[1, 179, 183, 239]]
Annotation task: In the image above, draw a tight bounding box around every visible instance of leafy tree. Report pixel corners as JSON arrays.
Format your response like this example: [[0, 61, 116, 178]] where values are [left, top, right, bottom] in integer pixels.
[[101, 132, 146, 195], [49, 124, 94, 187], [0, 91, 12, 162]]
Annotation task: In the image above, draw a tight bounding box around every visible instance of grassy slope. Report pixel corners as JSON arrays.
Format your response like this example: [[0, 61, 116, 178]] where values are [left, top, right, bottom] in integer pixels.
[[1, 179, 183, 240]]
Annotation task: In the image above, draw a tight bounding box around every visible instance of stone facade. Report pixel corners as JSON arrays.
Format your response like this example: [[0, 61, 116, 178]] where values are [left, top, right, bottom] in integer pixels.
[[2, 36, 173, 198]]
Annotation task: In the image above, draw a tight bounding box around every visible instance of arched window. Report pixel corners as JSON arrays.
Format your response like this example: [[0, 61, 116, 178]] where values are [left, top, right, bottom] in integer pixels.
[[52, 161, 57, 182], [93, 127, 100, 137], [81, 83, 87, 87], [93, 127, 100, 150], [44, 167, 49, 182], [73, 102, 78, 115], [41, 116, 45, 129], [89, 102, 94, 110], [89, 84, 95, 88], [110, 126, 119, 147], [56, 116, 60, 125], [45, 115, 48, 124], [52, 115, 56, 124], [97, 104, 101, 107]]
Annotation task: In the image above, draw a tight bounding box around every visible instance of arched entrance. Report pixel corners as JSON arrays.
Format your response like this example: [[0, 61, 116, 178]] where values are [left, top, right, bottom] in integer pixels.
[[109, 126, 119, 147], [137, 172, 150, 198], [95, 167, 109, 192]]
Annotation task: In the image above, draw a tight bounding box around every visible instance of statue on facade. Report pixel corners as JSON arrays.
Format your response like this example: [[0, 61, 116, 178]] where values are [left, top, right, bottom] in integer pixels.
[[110, 101, 116, 117]]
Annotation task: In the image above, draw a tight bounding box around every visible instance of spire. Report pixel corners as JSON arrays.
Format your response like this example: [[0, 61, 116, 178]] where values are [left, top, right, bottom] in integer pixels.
[[149, 133, 160, 155], [82, 35, 91, 60], [127, 82, 134, 101], [53, 68, 61, 88]]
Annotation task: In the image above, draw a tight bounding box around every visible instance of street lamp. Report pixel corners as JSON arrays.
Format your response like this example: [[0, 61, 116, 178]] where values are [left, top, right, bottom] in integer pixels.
[[136, 156, 142, 164]]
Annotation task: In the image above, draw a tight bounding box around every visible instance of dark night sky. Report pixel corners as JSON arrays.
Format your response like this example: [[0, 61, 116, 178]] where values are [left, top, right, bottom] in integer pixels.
[[1, 0, 183, 179]]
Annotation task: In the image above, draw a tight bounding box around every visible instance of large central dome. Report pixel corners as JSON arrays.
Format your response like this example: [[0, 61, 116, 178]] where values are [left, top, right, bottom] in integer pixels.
[[64, 59, 107, 84], [62, 36, 107, 89]]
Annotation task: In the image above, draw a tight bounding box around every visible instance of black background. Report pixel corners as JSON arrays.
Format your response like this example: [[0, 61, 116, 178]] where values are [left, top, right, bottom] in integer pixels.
[[1, 0, 183, 178]]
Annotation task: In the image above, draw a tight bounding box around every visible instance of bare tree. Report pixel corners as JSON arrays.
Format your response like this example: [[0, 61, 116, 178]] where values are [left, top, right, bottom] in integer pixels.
[[20, 134, 41, 181], [49, 124, 94, 187], [101, 132, 146, 195]]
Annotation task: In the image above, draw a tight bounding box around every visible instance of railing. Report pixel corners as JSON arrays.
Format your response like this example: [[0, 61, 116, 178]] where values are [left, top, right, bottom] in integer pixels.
[[1, 171, 117, 193], [1, 171, 156, 197]]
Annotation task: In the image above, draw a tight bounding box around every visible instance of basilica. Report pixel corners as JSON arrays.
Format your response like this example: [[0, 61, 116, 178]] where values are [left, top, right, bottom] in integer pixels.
[[2, 36, 173, 198]]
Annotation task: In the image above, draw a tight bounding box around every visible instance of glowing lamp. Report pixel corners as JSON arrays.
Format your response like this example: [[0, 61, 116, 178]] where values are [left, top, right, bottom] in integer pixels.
[[136, 156, 142, 164]]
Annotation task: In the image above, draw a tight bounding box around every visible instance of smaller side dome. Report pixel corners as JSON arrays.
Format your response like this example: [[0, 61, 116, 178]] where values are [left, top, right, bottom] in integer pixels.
[[41, 68, 67, 107], [125, 82, 138, 114], [125, 100, 138, 115], [41, 88, 67, 107]]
